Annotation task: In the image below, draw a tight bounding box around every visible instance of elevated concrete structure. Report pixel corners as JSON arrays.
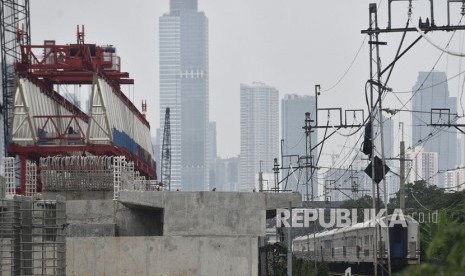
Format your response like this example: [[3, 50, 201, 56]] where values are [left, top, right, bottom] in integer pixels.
[[57, 191, 302, 275], [67, 236, 257, 276], [118, 191, 302, 236]]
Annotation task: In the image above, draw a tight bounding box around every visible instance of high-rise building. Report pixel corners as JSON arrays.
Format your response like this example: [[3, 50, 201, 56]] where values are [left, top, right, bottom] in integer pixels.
[[215, 157, 239, 191], [381, 115, 399, 199], [208, 122, 217, 190], [406, 146, 439, 186], [159, 0, 209, 191], [445, 168, 465, 192], [239, 82, 279, 192], [458, 135, 465, 166], [411, 71, 457, 187], [281, 94, 317, 198]]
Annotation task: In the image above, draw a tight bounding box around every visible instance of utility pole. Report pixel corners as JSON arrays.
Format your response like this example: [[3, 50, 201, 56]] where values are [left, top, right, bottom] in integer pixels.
[[399, 122, 406, 213], [303, 110, 318, 272], [368, 4, 379, 275], [287, 201, 292, 276], [373, 3, 392, 273], [361, 1, 465, 273], [273, 158, 280, 192], [303, 112, 314, 202]]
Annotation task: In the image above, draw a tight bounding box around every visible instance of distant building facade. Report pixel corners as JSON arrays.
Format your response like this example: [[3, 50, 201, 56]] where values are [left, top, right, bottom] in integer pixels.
[[159, 0, 210, 191], [215, 157, 239, 191], [239, 82, 279, 191], [411, 71, 457, 187], [208, 122, 217, 190], [406, 146, 439, 186], [381, 115, 399, 199], [281, 94, 317, 198], [445, 168, 465, 192]]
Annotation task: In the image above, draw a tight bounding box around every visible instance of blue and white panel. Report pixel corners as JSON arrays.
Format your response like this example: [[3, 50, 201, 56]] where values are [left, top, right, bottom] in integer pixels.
[[88, 77, 152, 155]]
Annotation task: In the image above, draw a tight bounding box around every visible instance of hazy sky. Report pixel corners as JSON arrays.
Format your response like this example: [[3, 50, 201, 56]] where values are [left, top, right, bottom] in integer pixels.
[[30, 1, 465, 166]]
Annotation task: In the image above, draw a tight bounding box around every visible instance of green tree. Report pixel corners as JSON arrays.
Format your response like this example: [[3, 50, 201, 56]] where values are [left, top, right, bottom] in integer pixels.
[[341, 195, 377, 222], [395, 189, 465, 275]]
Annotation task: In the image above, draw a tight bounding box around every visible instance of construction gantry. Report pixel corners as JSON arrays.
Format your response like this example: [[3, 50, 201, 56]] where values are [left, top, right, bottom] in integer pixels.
[[8, 26, 156, 194]]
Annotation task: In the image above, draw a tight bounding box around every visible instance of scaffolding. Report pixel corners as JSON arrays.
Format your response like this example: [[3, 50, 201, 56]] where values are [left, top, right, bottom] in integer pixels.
[[0, 197, 65, 276], [19, 198, 66, 276], [113, 156, 152, 199], [0, 198, 20, 275], [25, 161, 37, 197], [3, 157, 16, 197], [113, 156, 125, 200]]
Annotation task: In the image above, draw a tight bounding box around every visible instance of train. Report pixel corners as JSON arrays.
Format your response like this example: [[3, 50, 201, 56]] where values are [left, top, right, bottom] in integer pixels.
[[292, 215, 420, 272]]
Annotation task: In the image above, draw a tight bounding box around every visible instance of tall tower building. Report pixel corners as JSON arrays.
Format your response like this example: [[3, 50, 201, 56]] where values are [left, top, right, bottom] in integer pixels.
[[411, 71, 457, 187], [239, 82, 279, 192], [208, 122, 217, 190], [159, 0, 209, 191], [381, 115, 399, 198], [281, 94, 317, 198], [215, 157, 239, 191], [406, 146, 439, 186], [445, 168, 465, 192]]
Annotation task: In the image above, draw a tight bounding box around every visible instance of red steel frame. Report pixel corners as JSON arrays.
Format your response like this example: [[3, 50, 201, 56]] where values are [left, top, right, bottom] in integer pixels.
[[10, 27, 156, 194]]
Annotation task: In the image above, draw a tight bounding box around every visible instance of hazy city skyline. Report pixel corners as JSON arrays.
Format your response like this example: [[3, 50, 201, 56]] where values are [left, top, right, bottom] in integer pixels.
[[239, 82, 279, 191], [30, 1, 465, 172], [159, 0, 210, 191], [411, 71, 458, 187]]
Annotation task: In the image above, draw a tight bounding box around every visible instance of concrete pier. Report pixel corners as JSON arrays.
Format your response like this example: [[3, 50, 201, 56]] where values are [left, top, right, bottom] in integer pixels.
[[64, 191, 302, 275]]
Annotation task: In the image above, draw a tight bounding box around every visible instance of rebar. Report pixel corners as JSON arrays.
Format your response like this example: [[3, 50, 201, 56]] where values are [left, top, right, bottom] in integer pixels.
[[19, 198, 66, 275], [40, 156, 114, 192]]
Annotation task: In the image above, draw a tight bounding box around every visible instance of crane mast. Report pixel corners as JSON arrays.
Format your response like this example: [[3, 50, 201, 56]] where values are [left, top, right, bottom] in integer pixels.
[[0, 0, 31, 157], [161, 107, 171, 190]]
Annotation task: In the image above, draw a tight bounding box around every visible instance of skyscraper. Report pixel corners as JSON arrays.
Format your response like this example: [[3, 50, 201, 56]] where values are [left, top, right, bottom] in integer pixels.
[[445, 168, 465, 192], [159, 0, 209, 191], [208, 122, 217, 190], [406, 146, 439, 186], [215, 157, 239, 191], [381, 115, 399, 199], [281, 94, 317, 198], [411, 71, 457, 187], [239, 82, 279, 192]]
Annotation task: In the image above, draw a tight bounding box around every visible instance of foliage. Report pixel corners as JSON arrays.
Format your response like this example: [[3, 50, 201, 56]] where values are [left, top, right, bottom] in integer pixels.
[[316, 262, 329, 276], [292, 256, 314, 276], [393, 180, 465, 275], [341, 194, 377, 222]]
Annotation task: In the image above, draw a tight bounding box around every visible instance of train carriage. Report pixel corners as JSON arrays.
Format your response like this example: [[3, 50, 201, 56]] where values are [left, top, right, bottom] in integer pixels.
[[292, 215, 420, 271]]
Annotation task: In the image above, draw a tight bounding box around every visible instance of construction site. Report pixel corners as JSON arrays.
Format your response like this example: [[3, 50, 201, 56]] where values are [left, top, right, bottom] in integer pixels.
[[0, 1, 303, 275]]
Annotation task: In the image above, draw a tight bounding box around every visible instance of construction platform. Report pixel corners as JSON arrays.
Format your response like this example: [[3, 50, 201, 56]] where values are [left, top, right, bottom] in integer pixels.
[[0, 185, 302, 276]]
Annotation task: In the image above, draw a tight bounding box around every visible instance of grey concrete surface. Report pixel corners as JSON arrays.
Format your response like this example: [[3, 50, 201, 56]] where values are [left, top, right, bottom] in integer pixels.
[[119, 191, 301, 210], [43, 191, 114, 200], [66, 236, 258, 276], [67, 224, 115, 237], [66, 200, 115, 224], [118, 191, 302, 236], [61, 191, 301, 274]]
